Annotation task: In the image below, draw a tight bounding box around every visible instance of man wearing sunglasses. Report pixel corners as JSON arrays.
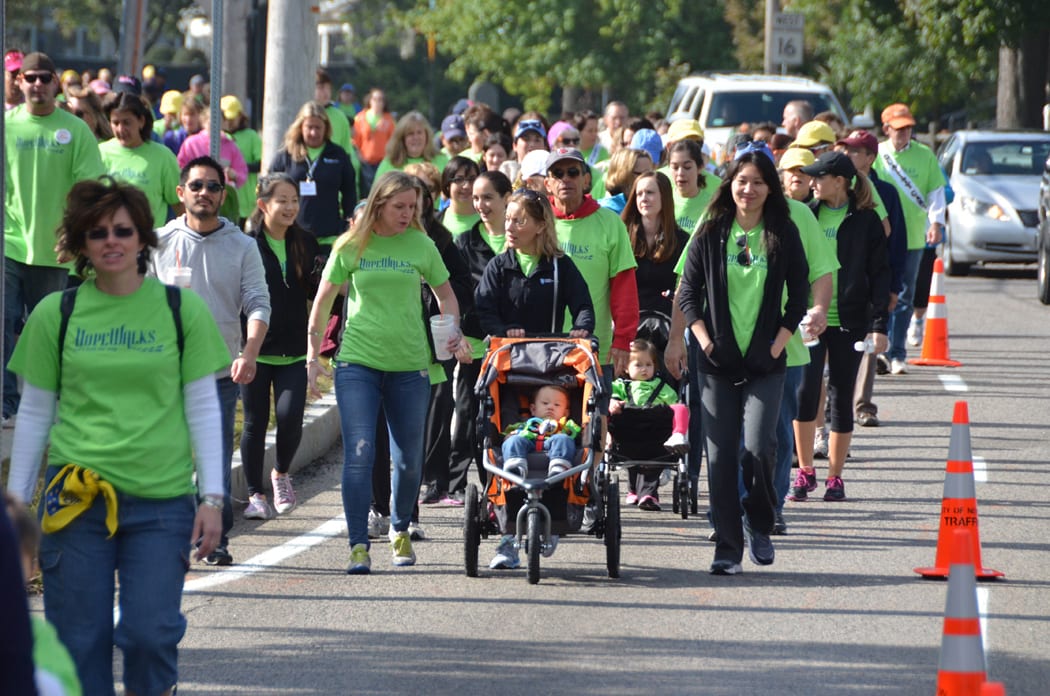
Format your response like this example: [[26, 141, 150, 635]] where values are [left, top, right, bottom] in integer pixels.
[[3, 51, 104, 426], [544, 147, 638, 376], [151, 155, 271, 567]]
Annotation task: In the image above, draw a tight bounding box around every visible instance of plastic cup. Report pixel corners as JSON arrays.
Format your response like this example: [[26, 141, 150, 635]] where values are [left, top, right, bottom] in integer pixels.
[[798, 315, 819, 347], [430, 314, 456, 361], [171, 267, 192, 289]]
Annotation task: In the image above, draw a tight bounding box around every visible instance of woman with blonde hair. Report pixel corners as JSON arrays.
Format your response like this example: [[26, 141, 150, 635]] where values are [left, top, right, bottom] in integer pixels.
[[65, 84, 112, 141], [306, 171, 467, 574], [598, 148, 652, 214], [268, 100, 357, 250], [374, 110, 448, 181]]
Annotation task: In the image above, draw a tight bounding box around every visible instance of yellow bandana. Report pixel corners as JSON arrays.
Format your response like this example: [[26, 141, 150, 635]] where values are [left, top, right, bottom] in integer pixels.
[[42, 464, 119, 538]]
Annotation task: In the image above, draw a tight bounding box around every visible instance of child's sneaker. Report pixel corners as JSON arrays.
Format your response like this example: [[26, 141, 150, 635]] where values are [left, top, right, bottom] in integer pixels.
[[271, 471, 296, 514], [243, 493, 274, 520], [625, 491, 639, 506], [547, 458, 570, 476], [503, 457, 527, 479], [347, 544, 371, 575], [390, 530, 416, 566], [637, 495, 661, 512], [663, 431, 688, 453], [824, 476, 846, 501], [489, 535, 520, 569], [541, 534, 559, 558]]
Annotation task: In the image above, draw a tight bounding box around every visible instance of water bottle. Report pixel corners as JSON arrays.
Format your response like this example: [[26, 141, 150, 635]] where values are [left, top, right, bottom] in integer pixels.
[[853, 337, 876, 353]]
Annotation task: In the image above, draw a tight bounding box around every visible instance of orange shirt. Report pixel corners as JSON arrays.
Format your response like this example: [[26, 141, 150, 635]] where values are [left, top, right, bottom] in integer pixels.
[[352, 111, 395, 165]]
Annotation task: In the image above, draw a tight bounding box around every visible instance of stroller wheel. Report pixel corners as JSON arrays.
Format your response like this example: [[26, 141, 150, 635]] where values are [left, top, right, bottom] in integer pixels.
[[605, 476, 621, 578], [463, 484, 481, 577], [672, 473, 681, 515], [690, 478, 699, 515], [678, 473, 690, 520], [526, 507, 542, 585]]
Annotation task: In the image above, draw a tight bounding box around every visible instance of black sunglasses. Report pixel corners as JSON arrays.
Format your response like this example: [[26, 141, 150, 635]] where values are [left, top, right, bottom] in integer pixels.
[[513, 187, 544, 200], [560, 137, 581, 145], [187, 180, 225, 193], [87, 225, 136, 241], [548, 167, 582, 180], [22, 72, 53, 84], [736, 234, 752, 267]]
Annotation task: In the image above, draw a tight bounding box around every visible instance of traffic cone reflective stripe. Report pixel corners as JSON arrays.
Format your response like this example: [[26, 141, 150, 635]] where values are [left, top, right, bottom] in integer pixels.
[[910, 258, 962, 367], [934, 529, 986, 696], [916, 402, 1004, 580]]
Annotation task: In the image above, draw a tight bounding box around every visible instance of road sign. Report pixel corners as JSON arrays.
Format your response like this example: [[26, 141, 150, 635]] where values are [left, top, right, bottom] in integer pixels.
[[771, 12, 804, 66]]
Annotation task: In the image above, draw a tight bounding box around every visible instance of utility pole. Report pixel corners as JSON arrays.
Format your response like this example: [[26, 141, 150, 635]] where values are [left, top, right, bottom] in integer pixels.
[[261, 1, 319, 171], [763, 0, 778, 74], [119, 0, 149, 78]]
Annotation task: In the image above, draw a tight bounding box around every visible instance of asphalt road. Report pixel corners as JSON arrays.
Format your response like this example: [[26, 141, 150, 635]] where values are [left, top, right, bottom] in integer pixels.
[[44, 266, 1050, 695]]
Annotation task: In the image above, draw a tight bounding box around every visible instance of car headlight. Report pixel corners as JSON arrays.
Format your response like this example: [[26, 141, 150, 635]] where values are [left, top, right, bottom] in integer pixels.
[[959, 195, 1011, 222]]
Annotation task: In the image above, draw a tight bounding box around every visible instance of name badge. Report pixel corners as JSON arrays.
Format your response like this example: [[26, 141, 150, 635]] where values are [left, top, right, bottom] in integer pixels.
[[299, 180, 317, 197]]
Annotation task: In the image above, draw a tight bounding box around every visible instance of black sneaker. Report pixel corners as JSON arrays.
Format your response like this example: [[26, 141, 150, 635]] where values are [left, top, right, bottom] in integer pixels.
[[875, 354, 890, 375], [856, 411, 880, 427], [418, 484, 443, 505], [710, 560, 742, 575], [772, 511, 787, 535], [743, 516, 775, 566], [204, 545, 233, 566]]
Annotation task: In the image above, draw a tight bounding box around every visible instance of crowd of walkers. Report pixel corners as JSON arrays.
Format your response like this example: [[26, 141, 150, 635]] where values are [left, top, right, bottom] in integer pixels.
[[2, 49, 946, 694]]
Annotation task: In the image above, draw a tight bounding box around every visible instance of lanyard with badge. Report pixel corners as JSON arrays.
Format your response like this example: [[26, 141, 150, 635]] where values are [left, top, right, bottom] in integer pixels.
[[300, 154, 320, 197]]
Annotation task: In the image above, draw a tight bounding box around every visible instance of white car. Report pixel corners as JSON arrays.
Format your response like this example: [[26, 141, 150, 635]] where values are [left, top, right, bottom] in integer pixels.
[[937, 130, 1050, 276], [664, 73, 851, 164]]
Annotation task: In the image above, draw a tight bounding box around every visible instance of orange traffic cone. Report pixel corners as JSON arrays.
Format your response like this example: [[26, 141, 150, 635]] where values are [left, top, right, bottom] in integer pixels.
[[979, 683, 1006, 695], [910, 257, 962, 367], [934, 529, 987, 696], [915, 402, 1004, 580]]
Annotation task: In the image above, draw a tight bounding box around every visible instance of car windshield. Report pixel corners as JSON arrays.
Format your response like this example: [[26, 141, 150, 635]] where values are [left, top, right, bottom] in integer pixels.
[[706, 91, 843, 128], [960, 140, 1050, 176]]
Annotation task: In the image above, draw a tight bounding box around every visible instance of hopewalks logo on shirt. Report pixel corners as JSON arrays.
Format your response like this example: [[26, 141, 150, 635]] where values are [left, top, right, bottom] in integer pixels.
[[358, 257, 416, 274], [74, 326, 165, 353], [14, 133, 68, 155], [562, 241, 593, 261]]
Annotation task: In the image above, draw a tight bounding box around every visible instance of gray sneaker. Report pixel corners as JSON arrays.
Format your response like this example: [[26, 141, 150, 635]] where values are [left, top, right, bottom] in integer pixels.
[[489, 535, 520, 569], [710, 560, 743, 575], [743, 515, 775, 566]]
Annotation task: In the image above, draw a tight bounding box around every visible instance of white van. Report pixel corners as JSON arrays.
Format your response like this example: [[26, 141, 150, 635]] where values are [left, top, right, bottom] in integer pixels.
[[665, 73, 850, 163]]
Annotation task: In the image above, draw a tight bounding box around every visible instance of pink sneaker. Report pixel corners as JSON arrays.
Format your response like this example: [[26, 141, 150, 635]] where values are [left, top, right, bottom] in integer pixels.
[[625, 492, 639, 506], [271, 471, 297, 514]]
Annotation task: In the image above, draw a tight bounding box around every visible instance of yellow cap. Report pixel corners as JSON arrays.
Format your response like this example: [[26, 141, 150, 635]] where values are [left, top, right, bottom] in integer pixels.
[[791, 121, 837, 148], [220, 95, 243, 121], [779, 147, 816, 171], [159, 90, 183, 116], [142, 64, 156, 80], [666, 119, 704, 143]]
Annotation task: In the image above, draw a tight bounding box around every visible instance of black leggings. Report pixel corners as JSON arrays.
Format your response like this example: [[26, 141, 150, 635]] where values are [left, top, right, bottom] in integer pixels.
[[913, 246, 937, 310], [240, 360, 307, 496], [797, 326, 865, 433]]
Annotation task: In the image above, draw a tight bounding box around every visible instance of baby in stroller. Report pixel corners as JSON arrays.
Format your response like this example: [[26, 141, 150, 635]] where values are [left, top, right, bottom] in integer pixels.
[[608, 339, 689, 510]]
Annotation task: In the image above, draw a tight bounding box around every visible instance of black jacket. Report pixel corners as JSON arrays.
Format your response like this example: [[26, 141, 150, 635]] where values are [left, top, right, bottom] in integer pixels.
[[422, 234, 474, 362], [454, 221, 501, 339], [268, 142, 357, 241], [246, 227, 322, 357], [677, 214, 809, 380], [808, 196, 890, 334], [868, 169, 907, 295], [475, 250, 595, 336], [636, 227, 690, 316]]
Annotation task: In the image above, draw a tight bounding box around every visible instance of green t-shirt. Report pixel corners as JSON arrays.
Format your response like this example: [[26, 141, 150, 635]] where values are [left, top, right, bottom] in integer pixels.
[[323, 229, 449, 371], [99, 138, 181, 227], [32, 616, 81, 696], [5, 106, 104, 266], [554, 207, 637, 357], [784, 198, 839, 367], [230, 127, 263, 219], [581, 145, 610, 165], [873, 140, 946, 250], [611, 377, 678, 407], [8, 279, 230, 497], [375, 153, 450, 182], [516, 250, 539, 277], [816, 203, 849, 328], [726, 220, 768, 355], [673, 186, 717, 234], [325, 104, 353, 159], [443, 209, 481, 237], [479, 227, 506, 255]]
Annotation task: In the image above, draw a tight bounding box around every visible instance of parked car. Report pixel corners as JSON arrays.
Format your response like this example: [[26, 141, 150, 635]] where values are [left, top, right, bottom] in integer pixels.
[[664, 73, 850, 165], [1037, 152, 1050, 303], [936, 130, 1050, 276]]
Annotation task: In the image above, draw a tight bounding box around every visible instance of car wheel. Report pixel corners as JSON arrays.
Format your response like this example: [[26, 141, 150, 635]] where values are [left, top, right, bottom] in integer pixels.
[[942, 223, 971, 277], [1038, 228, 1050, 305]]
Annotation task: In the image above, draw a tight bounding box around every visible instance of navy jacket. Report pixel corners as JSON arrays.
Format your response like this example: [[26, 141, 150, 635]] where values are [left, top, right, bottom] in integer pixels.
[[869, 169, 907, 295], [268, 141, 357, 240]]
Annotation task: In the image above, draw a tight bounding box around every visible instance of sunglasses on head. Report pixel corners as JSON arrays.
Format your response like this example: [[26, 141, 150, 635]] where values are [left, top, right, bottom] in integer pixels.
[[186, 180, 224, 193], [87, 225, 136, 241], [548, 166, 582, 180], [735, 234, 752, 267], [514, 187, 543, 200], [22, 72, 53, 84]]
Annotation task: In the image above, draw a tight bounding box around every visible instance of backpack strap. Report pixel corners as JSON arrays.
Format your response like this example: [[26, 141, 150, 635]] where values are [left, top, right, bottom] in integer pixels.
[[642, 376, 667, 407], [165, 284, 184, 367], [56, 286, 79, 391]]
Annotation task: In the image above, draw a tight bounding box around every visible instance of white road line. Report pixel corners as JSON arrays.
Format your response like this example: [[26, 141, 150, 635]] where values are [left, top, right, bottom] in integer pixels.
[[972, 455, 988, 483], [184, 516, 347, 593], [939, 374, 968, 392], [978, 587, 991, 659]]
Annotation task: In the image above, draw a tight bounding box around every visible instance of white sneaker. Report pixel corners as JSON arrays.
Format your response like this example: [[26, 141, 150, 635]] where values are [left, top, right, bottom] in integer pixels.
[[547, 458, 570, 476], [243, 493, 275, 520], [907, 318, 924, 347], [367, 508, 389, 539], [2, 414, 15, 429], [663, 431, 688, 453], [408, 522, 426, 540], [890, 358, 909, 375]]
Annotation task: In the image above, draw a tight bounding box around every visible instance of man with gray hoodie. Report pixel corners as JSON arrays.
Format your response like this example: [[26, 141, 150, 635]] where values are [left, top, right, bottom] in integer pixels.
[[151, 155, 271, 566]]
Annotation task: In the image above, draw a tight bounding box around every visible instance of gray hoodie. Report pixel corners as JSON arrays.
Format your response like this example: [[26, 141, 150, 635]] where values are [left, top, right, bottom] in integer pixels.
[[149, 216, 271, 376]]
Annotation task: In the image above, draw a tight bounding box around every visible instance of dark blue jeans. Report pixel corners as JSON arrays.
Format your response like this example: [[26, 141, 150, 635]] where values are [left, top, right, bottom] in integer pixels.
[[217, 376, 239, 545]]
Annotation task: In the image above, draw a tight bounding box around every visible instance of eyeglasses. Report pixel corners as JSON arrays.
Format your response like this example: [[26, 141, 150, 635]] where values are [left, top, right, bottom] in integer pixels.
[[548, 167, 582, 180], [450, 176, 477, 186], [735, 234, 752, 267], [186, 180, 225, 193], [560, 137, 581, 146], [22, 72, 53, 84], [87, 225, 136, 241]]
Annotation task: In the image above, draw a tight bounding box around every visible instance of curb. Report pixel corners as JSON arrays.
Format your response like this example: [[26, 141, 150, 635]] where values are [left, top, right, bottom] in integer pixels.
[[229, 389, 341, 502]]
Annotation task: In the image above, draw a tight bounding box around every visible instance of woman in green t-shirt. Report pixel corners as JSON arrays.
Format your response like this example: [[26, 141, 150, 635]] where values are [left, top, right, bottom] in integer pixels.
[[373, 111, 448, 182], [306, 172, 467, 575], [437, 156, 481, 236], [4, 178, 229, 695], [668, 139, 717, 233]]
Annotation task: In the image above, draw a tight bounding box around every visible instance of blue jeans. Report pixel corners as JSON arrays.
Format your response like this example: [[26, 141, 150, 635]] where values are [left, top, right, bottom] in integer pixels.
[[3, 258, 68, 416], [216, 376, 239, 545], [887, 249, 923, 361], [334, 363, 430, 547], [38, 469, 195, 696], [774, 366, 804, 514], [502, 433, 576, 463]]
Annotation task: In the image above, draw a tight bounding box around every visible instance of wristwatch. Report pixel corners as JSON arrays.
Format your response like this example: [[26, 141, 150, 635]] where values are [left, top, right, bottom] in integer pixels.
[[201, 494, 224, 509]]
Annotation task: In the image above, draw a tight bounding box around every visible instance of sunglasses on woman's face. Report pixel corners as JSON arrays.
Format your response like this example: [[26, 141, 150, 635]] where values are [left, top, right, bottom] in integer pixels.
[[560, 137, 581, 146], [87, 225, 136, 241], [736, 234, 752, 267], [186, 180, 225, 193]]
